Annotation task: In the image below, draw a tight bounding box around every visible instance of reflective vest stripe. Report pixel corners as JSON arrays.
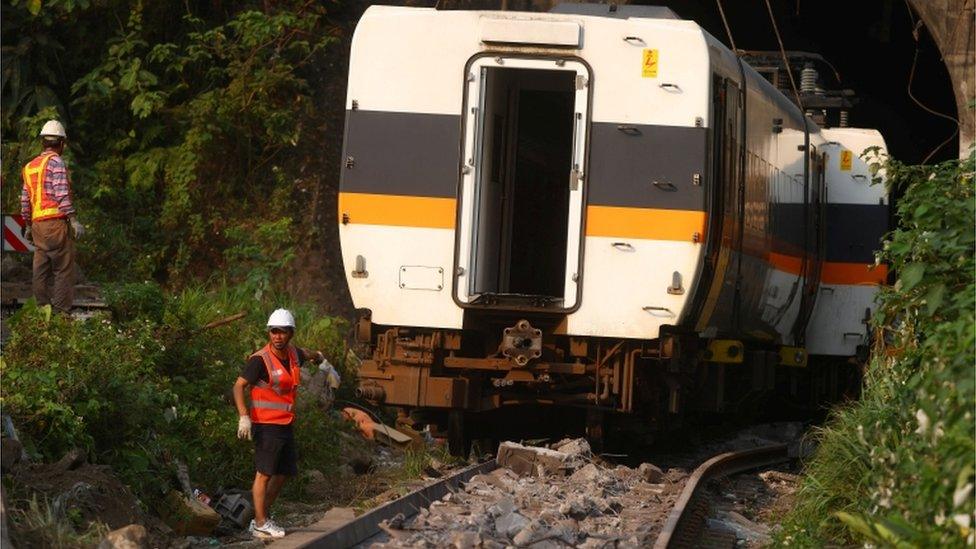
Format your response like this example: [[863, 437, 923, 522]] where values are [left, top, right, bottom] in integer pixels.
[[251, 400, 293, 411], [22, 153, 64, 222], [256, 349, 284, 394]]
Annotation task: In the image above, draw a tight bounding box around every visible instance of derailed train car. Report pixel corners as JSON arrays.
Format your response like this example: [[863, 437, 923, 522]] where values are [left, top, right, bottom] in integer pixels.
[[338, 4, 888, 453]]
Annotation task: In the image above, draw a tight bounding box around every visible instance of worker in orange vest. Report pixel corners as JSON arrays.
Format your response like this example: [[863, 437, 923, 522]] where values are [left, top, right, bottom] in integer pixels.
[[20, 120, 86, 314], [232, 309, 325, 539]]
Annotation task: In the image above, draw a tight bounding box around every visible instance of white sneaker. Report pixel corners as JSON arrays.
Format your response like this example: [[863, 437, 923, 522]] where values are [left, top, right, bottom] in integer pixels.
[[249, 518, 286, 539]]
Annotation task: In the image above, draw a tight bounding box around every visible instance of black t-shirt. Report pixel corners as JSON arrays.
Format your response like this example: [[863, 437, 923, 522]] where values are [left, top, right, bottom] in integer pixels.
[[242, 347, 306, 385]]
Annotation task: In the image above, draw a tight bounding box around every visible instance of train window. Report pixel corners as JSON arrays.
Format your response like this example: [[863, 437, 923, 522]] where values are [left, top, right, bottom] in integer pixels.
[[456, 57, 590, 310]]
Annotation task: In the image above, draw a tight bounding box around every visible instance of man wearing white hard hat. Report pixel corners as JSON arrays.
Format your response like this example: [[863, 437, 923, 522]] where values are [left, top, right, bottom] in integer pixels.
[[19, 120, 86, 313], [232, 309, 325, 539]]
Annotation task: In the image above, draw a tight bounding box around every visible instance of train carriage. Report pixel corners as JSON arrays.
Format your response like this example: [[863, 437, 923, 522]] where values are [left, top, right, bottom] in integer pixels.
[[338, 4, 888, 453]]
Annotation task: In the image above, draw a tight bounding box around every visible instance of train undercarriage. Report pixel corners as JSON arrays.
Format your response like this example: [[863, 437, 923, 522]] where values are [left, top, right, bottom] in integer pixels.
[[353, 313, 865, 456]]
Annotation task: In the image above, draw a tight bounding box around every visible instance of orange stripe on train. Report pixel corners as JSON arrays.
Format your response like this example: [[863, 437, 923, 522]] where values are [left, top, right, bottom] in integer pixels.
[[585, 205, 706, 241], [339, 192, 456, 228], [768, 252, 887, 285]]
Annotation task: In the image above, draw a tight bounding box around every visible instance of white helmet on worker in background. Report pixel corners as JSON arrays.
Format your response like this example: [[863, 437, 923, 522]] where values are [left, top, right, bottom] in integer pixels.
[[39, 120, 67, 139], [267, 308, 296, 330]]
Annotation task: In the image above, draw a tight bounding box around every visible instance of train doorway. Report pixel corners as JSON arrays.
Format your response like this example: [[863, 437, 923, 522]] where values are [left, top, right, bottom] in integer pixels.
[[456, 58, 589, 310]]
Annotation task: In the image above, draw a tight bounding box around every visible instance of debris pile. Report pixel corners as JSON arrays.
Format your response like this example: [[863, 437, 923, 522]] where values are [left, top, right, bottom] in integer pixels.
[[368, 439, 687, 549]]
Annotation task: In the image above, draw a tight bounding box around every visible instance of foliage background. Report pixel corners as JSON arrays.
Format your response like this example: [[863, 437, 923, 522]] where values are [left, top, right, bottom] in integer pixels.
[[1, 0, 355, 315], [0, 0, 375, 532], [777, 151, 975, 547]]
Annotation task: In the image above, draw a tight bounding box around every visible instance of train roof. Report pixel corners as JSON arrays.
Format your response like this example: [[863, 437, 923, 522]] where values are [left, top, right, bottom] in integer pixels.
[[548, 3, 681, 20]]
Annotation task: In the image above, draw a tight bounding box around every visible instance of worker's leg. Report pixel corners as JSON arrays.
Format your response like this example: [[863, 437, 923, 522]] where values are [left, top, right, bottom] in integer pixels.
[[32, 247, 52, 305], [265, 474, 287, 510], [49, 229, 75, 314], [252, 471, 272, 525], [31, 219, 70, 309], [266, 427, 298, 511]]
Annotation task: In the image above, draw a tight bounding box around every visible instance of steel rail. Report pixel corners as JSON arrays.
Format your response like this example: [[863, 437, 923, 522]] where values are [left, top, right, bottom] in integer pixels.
[[270, 459, 498, 549], [653, 443, 790, 549]]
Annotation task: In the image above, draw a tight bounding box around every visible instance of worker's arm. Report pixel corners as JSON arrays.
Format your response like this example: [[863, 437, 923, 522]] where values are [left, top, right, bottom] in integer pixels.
[[300, 348, 326, 364], [233, 376, 252, 440], [233, 376, 250, 416]]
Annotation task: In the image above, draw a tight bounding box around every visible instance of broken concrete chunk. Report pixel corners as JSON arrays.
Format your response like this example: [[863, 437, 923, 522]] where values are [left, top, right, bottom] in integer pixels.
[[512, 518, 551, 546], [637, 462, 664, 483], [570, 463, 606, 484], [496, 441, 572, 477], [451, 531, 482, 549], [551, 438, 592, 459], [159, 491, 220, 536], [488, 496, 515, 517], [494, 510, 529, 538], [97, 524, 147, 549]]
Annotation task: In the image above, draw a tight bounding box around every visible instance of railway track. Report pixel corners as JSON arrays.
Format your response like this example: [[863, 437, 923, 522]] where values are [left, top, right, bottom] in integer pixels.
[[269, 440, 793, 549]]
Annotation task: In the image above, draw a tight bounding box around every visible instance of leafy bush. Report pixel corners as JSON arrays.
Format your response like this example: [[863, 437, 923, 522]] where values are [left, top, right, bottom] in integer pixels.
[[778, 151, 975, 546], [104, 281, 166, 323], [2, 1, 337, 285], [1, 282, 350, 505]]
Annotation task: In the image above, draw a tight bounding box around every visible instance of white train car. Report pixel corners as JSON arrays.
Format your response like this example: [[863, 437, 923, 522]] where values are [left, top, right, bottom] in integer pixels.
[[338, 4, 888, 452]]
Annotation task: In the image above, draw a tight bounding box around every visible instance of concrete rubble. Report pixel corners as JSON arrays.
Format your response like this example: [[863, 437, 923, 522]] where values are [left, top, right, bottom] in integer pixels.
[[367, 439, 685, 548]]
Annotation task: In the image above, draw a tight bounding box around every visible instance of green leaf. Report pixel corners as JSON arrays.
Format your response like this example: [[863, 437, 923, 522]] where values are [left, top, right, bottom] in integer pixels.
[[836, 511, 877, 540], [27, 0, 41, 15], [924, 283, 945, 315], [899, 263, 925, 291]]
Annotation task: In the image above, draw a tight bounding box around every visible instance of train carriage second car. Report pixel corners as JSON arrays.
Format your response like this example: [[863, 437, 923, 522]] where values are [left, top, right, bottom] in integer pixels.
[[338, 4, 889, 453]]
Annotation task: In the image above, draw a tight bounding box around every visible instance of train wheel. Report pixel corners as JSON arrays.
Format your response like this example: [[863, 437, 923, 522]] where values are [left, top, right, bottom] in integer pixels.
[[447, 410, 471, 458]]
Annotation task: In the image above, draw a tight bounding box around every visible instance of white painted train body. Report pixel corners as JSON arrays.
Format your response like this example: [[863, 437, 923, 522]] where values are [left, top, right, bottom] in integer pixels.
[[338, 4, 888, 452]]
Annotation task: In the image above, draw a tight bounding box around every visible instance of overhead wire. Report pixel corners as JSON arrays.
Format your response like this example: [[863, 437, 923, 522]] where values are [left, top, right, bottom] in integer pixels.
[[902, 0, 961, 163], [714, 0, 737, 53], [762, 0, 803, 112]]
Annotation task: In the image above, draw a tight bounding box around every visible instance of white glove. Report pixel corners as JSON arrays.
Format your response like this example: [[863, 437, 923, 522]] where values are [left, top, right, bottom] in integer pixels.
[[319, 359, 342, 389], [237, 415, 252, 440], [69, 217, 86, 239]]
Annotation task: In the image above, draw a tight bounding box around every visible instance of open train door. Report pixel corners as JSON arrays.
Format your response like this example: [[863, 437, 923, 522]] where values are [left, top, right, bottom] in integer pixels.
[[455, 56, 590, 311]]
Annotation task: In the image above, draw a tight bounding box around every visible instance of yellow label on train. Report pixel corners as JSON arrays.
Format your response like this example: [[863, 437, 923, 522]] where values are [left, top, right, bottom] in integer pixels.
[[642, 49, 658, 78], [840, 150, 853, 171]]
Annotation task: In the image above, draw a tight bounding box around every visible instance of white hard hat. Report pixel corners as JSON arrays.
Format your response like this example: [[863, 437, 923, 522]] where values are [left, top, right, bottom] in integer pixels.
[[39, 120, 67, 139], [267, 308, 296, 330]]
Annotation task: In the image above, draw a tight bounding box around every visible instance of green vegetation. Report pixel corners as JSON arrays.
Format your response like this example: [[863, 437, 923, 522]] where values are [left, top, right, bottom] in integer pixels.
[[778, 151, 975, 547], [1, 282, 352, 502], [7, 496, 109, 549], [1, 0, 337, 285]]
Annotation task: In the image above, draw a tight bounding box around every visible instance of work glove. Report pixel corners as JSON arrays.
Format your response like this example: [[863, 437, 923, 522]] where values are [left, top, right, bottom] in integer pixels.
[[21, 224, 32, 243], [237, 415, 252, 440], [319, 358, 342, 390], [69, 216, 86, 240]]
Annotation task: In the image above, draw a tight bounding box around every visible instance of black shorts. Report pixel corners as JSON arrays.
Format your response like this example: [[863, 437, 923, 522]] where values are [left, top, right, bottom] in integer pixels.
[[253, 423, 298, 476]]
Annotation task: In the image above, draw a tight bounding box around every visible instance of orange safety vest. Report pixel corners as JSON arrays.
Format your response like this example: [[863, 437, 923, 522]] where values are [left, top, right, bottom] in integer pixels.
[[249, 344, 301, 425], [21, 152, 67, 222]]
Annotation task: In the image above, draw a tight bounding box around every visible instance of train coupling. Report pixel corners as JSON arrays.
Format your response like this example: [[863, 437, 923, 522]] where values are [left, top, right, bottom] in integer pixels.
[[500, 319, 542, 367]]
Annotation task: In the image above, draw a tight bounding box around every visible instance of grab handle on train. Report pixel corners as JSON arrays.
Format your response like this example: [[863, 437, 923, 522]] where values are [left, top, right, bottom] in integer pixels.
[[612, 242, 635, 252], [653, 180, 678, 192], [642, 306, 675, 318], [622, 36, 645, 45]]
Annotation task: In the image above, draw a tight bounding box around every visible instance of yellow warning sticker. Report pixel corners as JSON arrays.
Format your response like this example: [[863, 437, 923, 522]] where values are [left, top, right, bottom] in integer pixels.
[[642, 49, 658, 78], [840, 150, 853, 171]]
